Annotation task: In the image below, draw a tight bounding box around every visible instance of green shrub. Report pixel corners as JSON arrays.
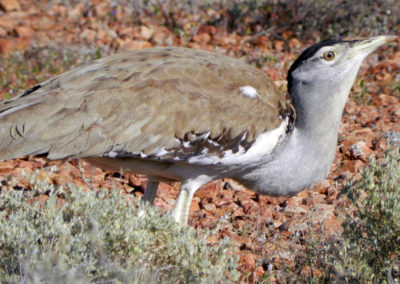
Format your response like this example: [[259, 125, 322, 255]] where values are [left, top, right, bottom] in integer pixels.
[[0, 172, 239, 283], [340, 147, 400, 283]]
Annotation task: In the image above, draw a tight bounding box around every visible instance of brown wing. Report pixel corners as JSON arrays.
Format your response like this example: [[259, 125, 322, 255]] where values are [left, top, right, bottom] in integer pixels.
[[0, 47, 292, 161]]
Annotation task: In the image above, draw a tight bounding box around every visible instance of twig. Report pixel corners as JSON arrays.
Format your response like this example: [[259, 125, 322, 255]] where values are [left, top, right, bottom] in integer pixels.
[[77, 159, 93, 189]]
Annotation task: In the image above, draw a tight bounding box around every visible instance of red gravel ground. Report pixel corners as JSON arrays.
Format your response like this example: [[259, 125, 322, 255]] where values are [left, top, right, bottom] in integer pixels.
[[0, 0, 399, 282]]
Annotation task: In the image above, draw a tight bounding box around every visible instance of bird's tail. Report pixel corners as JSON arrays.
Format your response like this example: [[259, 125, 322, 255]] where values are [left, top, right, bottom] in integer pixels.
[[0, 91, 50, 161]]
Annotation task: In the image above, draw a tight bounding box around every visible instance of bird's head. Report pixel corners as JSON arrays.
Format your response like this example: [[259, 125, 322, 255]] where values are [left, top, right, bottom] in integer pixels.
[[287, 35, 397, 98], [286, 35, 396, 130]]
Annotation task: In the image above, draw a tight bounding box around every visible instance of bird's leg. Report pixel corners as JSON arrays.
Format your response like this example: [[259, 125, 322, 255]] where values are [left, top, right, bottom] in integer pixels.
[[138, 179, 159, 218], [142, 179, 159, 205], [172, 184, 195, 225]]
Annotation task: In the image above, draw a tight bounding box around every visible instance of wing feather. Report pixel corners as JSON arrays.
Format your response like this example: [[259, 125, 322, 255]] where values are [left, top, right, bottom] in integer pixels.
[[0, 47, 292, 162]]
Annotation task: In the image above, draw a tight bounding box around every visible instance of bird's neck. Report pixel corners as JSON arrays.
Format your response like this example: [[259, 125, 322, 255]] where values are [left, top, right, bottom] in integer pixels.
[[278, 80, 355, 185], [230, 79, 358, 196], [288, 80, 353, 167], [242, 82, 353, 195], [292, 82, 351, 137]]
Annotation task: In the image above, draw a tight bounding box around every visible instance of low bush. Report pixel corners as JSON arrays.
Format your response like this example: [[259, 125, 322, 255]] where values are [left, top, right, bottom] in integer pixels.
[[260, 146, 400, 283], [0, 172, 239, 283], [341, 147, 400, 282]]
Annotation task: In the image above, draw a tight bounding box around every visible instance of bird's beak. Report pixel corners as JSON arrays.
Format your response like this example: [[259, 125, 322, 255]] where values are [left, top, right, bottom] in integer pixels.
[[350, 35, 397, 57]]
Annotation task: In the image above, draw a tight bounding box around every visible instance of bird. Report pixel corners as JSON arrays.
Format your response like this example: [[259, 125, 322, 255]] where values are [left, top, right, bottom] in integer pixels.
[[0, 35, 395, 225]]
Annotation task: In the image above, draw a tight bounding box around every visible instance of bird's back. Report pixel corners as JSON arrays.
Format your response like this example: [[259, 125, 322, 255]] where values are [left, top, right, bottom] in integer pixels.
[[0, 47, 291, 163]]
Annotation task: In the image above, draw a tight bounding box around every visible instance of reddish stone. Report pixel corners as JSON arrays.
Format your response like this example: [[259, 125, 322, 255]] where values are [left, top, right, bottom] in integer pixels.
[[14, 26, 34, 38], [119, 39, 152, 51], [0, 0, 20, 12], [239, 252, 257, 270], [192, 32, 211, 44], [93, 2, 110, 17]]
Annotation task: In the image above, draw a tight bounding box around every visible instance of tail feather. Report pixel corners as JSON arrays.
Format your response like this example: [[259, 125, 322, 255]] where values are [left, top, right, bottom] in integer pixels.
[[0, 81, 103, 161], [0, 114, 50, 161], [0, 85, 56, 161]]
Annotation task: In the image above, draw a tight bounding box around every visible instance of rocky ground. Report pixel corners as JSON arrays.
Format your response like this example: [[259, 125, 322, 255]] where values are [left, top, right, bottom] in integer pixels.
[[0, 0, 399, 282]]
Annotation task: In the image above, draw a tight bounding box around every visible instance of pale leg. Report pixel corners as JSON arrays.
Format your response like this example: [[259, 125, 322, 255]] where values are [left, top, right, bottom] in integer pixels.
[[172, 185, 195, 225]]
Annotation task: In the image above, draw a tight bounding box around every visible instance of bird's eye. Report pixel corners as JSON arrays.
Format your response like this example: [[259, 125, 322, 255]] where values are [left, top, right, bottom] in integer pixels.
[[323, 51, 335, 61]]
